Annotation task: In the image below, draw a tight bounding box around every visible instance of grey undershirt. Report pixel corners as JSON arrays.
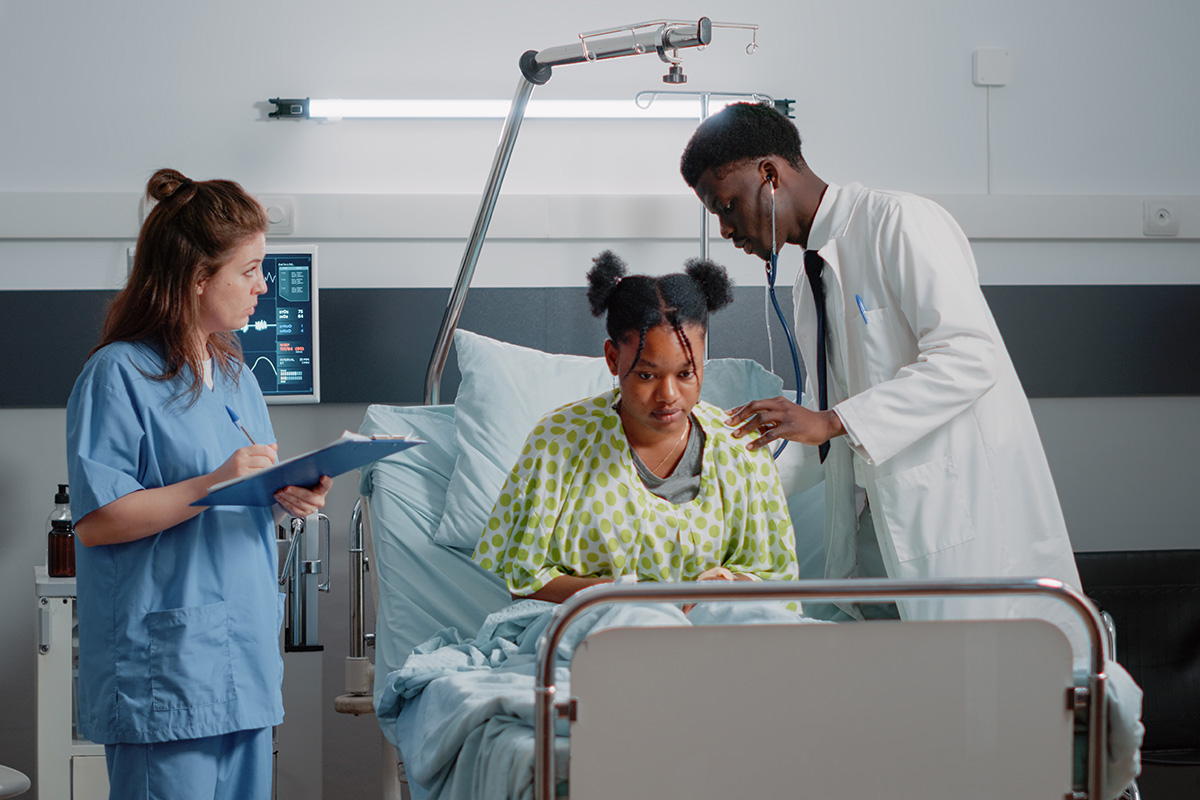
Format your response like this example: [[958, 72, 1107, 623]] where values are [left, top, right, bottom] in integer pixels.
[[630, 416, 705, 504]]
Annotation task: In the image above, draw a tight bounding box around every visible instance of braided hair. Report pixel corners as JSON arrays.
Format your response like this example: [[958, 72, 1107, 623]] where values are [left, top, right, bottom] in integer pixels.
[[586, 250, 733, 376]]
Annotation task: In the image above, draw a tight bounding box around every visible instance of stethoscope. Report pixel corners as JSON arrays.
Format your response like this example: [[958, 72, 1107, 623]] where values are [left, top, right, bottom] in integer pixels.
[[765, 178, 804, 459]]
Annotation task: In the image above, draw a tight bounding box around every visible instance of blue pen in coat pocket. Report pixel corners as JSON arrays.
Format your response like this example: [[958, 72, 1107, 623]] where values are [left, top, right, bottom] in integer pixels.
[[855, 294, 869, 324]]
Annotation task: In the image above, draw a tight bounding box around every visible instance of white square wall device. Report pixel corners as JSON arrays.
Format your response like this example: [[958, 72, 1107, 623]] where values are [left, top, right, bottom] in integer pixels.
[[973, 48, 1011, 86]]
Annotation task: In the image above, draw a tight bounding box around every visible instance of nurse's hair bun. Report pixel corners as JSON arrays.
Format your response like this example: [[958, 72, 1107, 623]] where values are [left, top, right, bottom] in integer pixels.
[[684, 258, 734, 312], [586, 249, 628, 317], [146, 168, 196, 203]]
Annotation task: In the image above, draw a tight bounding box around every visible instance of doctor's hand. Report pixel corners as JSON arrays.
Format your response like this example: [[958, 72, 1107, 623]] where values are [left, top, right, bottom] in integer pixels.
[[726, 396, 845, 451], [274, 475, 333, 519]]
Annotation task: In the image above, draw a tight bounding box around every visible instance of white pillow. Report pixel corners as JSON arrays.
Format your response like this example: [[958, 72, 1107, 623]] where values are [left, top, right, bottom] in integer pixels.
[[432, 330, 786, 552]]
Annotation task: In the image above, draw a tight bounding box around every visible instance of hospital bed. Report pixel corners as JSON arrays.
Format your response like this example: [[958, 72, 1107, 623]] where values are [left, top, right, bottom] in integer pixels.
[[339, 18, 1134, 799], [350, 329, 1127, 800]]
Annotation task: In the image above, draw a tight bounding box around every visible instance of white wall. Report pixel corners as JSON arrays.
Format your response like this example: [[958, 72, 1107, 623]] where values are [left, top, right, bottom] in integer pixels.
[[2, 1, 1198, 797]]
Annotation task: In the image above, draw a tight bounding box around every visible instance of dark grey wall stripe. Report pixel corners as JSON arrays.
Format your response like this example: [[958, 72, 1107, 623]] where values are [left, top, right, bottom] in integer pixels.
[[3, 285, 1198, 408], [984, 285, 1200, 397], [3, 290, 113, 409]]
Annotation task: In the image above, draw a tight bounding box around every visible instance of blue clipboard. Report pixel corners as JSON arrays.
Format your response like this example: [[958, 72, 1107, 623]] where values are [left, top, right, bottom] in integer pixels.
[[193, 432, 424, 507]]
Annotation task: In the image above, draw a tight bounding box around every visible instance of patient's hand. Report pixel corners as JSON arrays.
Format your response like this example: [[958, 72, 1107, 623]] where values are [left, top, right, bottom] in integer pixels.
[[684, 567, 749, 613], [697, 566, 736, 582]]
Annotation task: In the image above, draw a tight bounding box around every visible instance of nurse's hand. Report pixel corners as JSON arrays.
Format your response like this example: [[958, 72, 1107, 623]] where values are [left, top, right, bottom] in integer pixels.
[[209, 444, 279, 486], [77, 444, 281, 547], [274, 475, 333, 519], [725, 396, 844, 451]]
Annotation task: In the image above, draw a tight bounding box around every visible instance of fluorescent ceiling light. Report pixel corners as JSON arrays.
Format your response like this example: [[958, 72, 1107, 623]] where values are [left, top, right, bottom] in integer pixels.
[[280, 98, 725, 120]]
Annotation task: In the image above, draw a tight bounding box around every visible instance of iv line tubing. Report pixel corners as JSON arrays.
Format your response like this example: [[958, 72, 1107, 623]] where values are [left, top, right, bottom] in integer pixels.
[[768, 182, 804, 459]]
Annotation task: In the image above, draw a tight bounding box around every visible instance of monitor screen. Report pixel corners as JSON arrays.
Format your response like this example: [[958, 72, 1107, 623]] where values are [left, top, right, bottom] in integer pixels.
[[238, 245, 320, 404]]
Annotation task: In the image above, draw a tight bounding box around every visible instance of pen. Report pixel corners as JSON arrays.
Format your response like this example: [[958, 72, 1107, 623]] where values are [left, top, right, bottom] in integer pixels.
[[855, 294, 869, 324], [225, 405, 256, 444]]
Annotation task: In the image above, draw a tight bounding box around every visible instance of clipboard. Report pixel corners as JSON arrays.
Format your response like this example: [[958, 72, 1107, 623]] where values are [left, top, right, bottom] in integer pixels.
[[193, 431, 423, 507]]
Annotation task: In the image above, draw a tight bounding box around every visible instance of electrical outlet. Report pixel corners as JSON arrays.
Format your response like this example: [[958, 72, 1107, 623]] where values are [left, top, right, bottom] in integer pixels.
[[1143, 199, 1180, 237], [259, 195, 296, 235]]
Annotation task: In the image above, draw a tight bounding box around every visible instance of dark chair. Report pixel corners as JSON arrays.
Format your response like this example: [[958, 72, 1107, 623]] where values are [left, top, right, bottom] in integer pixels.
[[1074, 549, 1200, 767]]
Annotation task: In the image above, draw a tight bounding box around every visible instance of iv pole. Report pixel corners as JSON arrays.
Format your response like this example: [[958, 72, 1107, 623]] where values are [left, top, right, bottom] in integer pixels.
[[340, 19, 769, 746], [422, 18, 766, 404]]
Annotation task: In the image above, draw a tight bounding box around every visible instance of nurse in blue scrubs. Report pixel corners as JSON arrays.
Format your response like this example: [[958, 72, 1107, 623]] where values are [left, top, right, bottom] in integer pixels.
[[66, 168, 332, 800]]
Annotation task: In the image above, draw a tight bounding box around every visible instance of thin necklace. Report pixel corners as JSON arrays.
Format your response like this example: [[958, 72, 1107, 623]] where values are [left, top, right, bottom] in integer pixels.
[[651, 418, 690, 474]]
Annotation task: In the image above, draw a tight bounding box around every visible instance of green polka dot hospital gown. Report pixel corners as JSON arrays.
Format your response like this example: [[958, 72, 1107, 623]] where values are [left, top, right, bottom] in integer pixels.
[[474, 390, 799, 595]]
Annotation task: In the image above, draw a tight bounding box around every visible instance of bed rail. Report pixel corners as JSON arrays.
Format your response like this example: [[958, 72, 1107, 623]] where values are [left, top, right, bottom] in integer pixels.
[[533, 577, 1109, 800]]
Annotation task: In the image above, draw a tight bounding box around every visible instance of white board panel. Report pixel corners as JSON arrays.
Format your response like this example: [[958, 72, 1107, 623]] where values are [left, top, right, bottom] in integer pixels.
[[568, 619, 1075, 800]]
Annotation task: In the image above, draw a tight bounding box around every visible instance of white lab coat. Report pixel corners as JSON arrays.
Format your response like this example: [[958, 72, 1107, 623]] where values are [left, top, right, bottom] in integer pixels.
[[797, 182, 1087, 659]]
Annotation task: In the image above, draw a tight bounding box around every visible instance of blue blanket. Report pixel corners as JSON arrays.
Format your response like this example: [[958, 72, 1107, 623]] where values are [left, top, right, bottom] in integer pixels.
[[377, 598, 814, 800]]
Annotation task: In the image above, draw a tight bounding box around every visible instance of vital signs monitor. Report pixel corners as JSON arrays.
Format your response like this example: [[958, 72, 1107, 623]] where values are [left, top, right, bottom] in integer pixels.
[[237, 245, 320, 404]]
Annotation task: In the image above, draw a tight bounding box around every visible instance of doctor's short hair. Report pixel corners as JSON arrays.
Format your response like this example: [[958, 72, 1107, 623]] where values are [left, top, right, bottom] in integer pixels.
[[96, 168, 269, 403], [680, 102, 805, 188], [586, 250, 733, 375]]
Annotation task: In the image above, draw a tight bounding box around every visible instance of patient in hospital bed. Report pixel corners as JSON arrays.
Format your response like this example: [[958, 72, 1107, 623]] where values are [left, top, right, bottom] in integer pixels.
[[376, 252, 812, 800], [474, 250, 800, 603]]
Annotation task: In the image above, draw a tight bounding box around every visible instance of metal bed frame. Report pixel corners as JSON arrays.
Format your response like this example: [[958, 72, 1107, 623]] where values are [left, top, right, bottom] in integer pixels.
[[535, 577, 1111, 800]]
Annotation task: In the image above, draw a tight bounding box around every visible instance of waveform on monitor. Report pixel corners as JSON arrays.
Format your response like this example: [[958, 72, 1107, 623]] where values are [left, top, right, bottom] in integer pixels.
[[241, 318, 276, 333], [248, 357, 280, 378]]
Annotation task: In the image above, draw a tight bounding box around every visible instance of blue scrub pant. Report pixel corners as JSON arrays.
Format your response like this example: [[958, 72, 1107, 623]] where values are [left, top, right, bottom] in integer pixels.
[[105, 727, 272, 800]]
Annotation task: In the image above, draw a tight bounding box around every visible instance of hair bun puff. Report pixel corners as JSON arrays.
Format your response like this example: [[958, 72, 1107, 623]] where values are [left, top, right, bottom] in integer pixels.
[[146, 168, 194, 203], [684, 258, 734, 312], [586, 250, 628, 317]]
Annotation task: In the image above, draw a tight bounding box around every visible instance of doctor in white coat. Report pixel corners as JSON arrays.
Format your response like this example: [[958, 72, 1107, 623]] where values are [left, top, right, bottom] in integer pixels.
[[680, 105, 1142, 798], [681, 102, 1086, 650]]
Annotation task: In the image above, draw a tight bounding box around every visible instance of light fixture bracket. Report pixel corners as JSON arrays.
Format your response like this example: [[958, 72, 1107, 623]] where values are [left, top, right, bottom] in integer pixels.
[[269, 98, 311, 119]]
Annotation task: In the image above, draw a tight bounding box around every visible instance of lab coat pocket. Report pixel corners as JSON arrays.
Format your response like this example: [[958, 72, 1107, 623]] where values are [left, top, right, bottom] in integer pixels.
[[857, 306, 902, 385], [872, 456, 976, 563], [146, 601, 236, 711]]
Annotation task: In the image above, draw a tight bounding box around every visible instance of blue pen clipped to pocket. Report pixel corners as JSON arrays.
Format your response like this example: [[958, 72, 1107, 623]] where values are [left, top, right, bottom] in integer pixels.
[[855, 294, 869, 324]]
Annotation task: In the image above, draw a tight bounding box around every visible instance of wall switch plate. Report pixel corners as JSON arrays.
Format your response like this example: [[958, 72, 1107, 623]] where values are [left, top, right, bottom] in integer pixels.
[[259, 195, 296, 235], [1143, 199, 1180, 237], [973, 48, 1011, 86], [139, 194, 155, 225]]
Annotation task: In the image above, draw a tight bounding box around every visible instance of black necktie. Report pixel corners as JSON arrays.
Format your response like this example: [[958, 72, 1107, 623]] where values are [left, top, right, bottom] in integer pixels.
[[804, 250, 830, 463]]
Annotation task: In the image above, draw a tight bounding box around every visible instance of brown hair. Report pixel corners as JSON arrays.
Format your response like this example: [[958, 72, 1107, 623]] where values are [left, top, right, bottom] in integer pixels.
[[96, 168, 268, 404]]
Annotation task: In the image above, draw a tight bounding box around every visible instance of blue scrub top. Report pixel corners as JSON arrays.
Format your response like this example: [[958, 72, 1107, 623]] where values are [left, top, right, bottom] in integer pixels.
[[67, 341, 285, 744]]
